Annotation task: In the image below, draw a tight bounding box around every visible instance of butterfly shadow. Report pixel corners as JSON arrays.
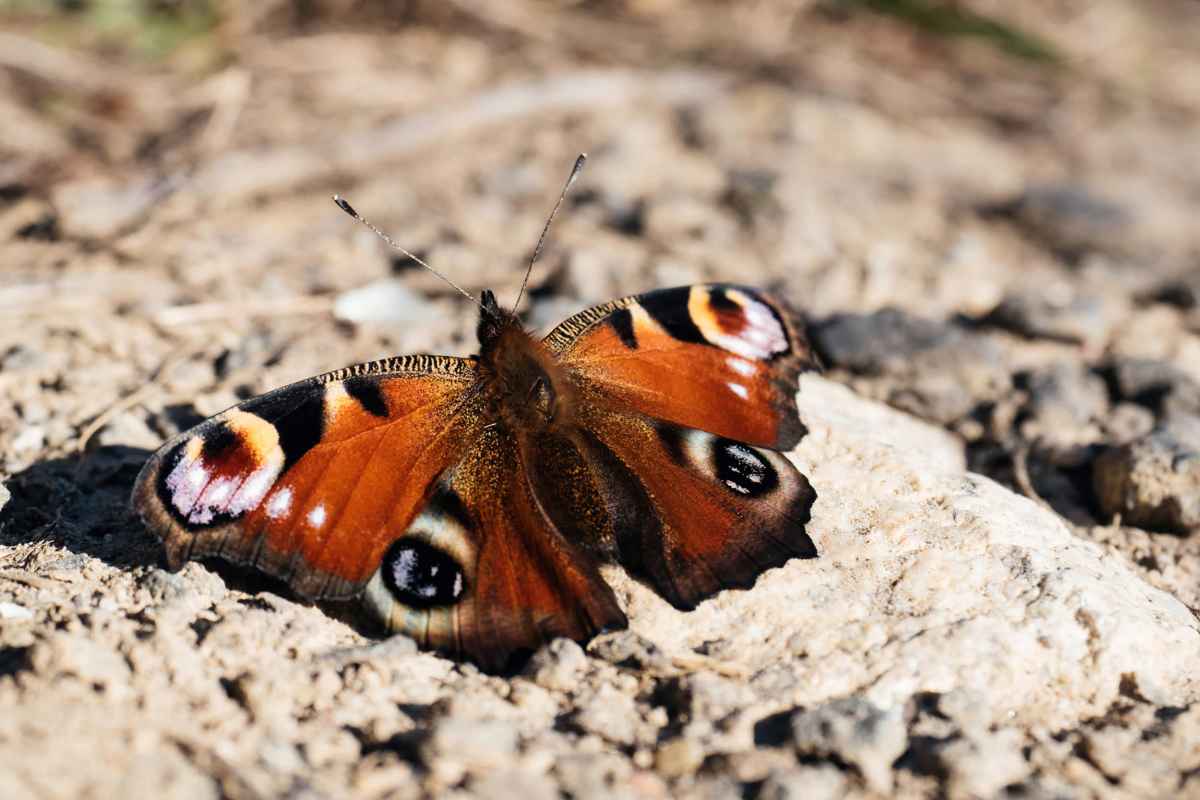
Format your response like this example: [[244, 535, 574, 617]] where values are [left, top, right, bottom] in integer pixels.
[[0, 445, 313, 603], [1, 445, 164, 570]]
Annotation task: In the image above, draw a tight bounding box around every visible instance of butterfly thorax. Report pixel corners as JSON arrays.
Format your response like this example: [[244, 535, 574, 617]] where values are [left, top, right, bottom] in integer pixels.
[[475, 291, 573, 433]]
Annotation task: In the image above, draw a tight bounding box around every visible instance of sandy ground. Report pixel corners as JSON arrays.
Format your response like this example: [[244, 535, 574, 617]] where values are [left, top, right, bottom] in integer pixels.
[[2, 2, 1200, 798]]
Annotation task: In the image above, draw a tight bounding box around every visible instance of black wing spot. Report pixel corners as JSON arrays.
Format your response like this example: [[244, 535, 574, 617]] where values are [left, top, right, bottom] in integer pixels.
[[200, 422, 239, 460], [429, 482, 473, 530], [382, 540, 468, 609], [639, 286, 707, 345], [708, 286, 740, 313], [607, 308, 638, 349], [713, 439, 778, 497], [241, 383, 325, 471], [344, 376, 388, 418], [654, 423, 688, 466]]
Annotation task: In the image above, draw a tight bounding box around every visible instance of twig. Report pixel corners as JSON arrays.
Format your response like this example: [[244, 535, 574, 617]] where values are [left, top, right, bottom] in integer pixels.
[[669, 653, 751, 679], [0, 570, 60, 590], [0, 32, 121, 94], [74, 347, 187, 457], [190, 68, 252, 155], [152, 295, 334, 328], [1012, 441, 1053, 511], [74, 382, 160, 456]]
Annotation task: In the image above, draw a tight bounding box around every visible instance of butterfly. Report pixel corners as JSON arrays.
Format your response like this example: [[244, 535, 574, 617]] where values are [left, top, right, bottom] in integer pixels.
[[132, 160, 819, 671]]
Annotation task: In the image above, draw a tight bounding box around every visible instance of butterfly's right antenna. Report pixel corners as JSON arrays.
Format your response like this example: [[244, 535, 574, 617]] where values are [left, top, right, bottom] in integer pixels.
[[332, 195, 485, 313], [511, 153, 587, 315]]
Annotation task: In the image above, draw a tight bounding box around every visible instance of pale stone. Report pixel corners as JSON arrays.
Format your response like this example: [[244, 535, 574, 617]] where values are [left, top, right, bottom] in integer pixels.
[[616, 374, 1200, 728]]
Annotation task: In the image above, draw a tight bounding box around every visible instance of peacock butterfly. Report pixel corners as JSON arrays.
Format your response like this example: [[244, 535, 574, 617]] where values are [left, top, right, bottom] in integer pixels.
[[131, 156, 819, 670]]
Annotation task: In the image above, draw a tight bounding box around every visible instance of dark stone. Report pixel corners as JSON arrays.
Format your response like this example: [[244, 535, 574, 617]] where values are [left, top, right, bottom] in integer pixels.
[[981, 291, 1113, 345], [811, 308, 958, 374], [1145, 274, 1200, 310], [811, 309, 1011, 425], [1093, 417, 1200, 534], [1101, 359, 1200, 418], [979, 183, 1130, 261], [1020, 363, 1109, 431]]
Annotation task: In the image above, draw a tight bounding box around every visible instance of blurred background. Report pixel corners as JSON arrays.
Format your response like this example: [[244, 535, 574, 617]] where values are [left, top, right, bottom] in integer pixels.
[[2, 0, 1200, 568]]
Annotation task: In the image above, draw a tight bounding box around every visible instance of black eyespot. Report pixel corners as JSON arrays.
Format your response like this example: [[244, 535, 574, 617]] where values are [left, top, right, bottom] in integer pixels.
[[713, 439, 778, 497], [382, 540, 467, 608]]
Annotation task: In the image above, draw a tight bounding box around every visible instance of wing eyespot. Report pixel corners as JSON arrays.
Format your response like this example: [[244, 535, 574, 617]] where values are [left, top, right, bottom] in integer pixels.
[[156, 411, 286, 529], [654, 425, 780, 499], [712, 438, 778, 498], [381, 540, 468, 608]]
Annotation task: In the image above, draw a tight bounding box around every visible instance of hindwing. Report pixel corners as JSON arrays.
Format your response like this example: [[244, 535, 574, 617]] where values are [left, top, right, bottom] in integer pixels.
[[361, 426, 627, 671]]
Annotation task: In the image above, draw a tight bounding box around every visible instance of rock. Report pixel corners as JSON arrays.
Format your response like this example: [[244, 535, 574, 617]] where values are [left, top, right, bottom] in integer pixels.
[[1149, 274, 1200, 310], [422, 717, 519, 785], [721, 168, 782, 227], [983, 290, 1120, 346], [570, 684, 640, 746], [0, 602, 32, 620], [812, 308, 959, 374], [616, 374, 1200, 729], [1104, 402, 1157, 444], [468, 769, 559, 800], [1020, 362, 1109, 436], [524, 638, 589, 692], [332, 278, 440, 325], [569, 187, 646, 237], [654, 738, 705, 779], [587, 630, 673, 673], [1093, 420, 1200, 533], [789, 698, 907, 794], [757, 765, 848, 800], [982, 183, 1131, 259], [11, 426, 45, 453], [28, 633, 132, 701], [935, 728, 1030, 800], [930, 689, 992, 734], [319, 635, 419, 668], [1102, 358, 1200, 418], [1046, 699, 1200, 798], [552, 753, 636, 800], [811, 309, 1011, 424]]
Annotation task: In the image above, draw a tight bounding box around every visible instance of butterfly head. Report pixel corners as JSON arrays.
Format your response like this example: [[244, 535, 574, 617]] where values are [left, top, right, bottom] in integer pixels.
[[472, 289, 569, 430], [476, 289, 519, 350]]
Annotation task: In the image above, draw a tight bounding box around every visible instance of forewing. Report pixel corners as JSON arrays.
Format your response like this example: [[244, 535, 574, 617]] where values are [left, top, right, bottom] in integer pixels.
[[360, 426, 627, 671], [545, 284, 817, 449], [132, 355, 480, 600]]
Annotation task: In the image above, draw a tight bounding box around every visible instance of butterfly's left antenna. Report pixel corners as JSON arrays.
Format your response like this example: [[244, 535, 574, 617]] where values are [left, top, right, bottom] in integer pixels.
[[332, 195, 485, 313], [511, 153, 587, 315]]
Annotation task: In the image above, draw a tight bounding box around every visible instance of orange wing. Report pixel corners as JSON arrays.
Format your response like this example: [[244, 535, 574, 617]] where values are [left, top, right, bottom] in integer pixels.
[[132, 355, 481, 600], [360, 425, 627, 671], [545, 284, 817, 450]]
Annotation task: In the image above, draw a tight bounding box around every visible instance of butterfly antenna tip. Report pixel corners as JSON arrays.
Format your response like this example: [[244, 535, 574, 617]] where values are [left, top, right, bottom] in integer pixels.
[[331, 194, 482, 310], [512, 153, 588, 315]]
